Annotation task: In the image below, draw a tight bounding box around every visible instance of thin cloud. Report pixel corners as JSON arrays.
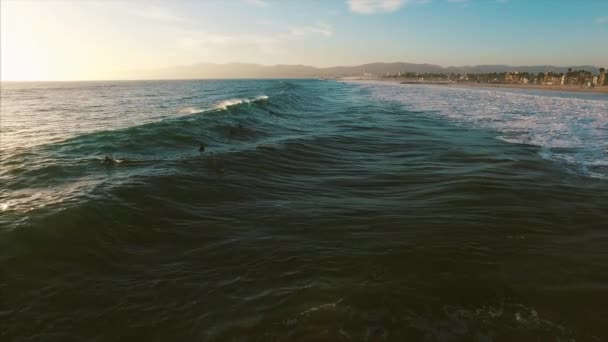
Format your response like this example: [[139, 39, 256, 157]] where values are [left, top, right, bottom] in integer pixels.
[[597, 16, 608, 24], [244, 0, 270, 7], [287, 23, 332, 37], [94, 2, 188, 23], [176, 23, 332, 54], [134, 5, 186, 22], [347, 0, 408, 14]]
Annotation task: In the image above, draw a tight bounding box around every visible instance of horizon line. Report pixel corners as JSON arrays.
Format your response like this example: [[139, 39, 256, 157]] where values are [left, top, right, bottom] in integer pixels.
[[1, 62, 605, 83]]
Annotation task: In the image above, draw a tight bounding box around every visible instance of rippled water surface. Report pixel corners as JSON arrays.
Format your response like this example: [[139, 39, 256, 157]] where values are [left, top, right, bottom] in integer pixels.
[[1, 80, 608, 341]]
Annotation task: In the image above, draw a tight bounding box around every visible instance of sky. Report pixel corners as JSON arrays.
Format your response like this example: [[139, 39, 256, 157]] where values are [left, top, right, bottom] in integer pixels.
[[1, 0, 607, 81]]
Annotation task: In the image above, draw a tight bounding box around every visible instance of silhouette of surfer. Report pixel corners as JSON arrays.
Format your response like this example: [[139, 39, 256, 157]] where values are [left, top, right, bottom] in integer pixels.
[[197, 143, 225, 174], [103, 155, 116, 164], [103, 155, 129, 165]]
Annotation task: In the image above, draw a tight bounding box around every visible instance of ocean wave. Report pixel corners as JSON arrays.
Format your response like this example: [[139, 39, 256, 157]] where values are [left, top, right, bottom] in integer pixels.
[[178, 106, 204, 114], [2, 80, 608, 340], [0, 91, 285, 215], [353, 81, 608, 179], [215, 95, 269, 110], [177, 95, 270, 115]]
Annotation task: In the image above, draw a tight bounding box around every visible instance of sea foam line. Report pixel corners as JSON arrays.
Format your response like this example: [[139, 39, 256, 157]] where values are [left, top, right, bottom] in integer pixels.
[[353, 81, 608, 179]]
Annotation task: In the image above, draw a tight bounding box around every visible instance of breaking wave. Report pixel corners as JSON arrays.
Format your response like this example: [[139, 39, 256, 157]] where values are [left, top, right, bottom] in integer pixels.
[[215, 95, 269, 110], [353, 81, 608, 179]]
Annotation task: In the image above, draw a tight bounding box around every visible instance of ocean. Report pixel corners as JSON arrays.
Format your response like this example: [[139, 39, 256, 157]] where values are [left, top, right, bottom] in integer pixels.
[[1, 79, 607, 341]]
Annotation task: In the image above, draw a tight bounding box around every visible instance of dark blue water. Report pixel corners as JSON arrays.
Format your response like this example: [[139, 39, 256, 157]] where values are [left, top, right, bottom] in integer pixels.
[[1, 79, 608, 341]]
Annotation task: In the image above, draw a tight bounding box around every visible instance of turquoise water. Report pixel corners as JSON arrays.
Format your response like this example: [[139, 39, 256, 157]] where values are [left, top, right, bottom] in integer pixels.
[[1, 79, 608, 340]]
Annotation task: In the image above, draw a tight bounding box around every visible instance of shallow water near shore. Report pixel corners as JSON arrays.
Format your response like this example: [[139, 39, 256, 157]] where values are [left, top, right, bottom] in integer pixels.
[[1, 79, 608, 341]]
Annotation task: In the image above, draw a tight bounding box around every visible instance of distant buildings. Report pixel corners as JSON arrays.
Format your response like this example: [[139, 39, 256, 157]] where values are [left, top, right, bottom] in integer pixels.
[[539, 72, 565, 86], [362, 72, 379, 80], [561, 69, 595, 86], [379, 67, 607, 88], [504, 72, 534, 85]]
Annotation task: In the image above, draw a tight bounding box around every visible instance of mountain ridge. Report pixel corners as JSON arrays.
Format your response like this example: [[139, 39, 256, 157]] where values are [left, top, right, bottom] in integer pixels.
[[128, 62, 602, 80]]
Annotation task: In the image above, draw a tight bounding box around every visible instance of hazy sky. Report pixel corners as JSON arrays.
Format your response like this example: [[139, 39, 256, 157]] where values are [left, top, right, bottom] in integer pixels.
[[1, 0, 607, 80]]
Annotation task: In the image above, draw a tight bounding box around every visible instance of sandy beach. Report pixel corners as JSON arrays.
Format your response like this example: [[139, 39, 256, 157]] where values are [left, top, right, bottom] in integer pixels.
[[443, 82, 608, 94]]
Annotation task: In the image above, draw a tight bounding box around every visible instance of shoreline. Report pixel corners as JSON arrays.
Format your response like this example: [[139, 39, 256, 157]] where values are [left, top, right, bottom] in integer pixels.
[[341, 78, 608, 94], [443, 82, 608, 94]]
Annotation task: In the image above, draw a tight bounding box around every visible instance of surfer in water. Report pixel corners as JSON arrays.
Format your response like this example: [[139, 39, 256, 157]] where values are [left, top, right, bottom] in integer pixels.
[[103, 155, 129, 165], [103, 155, 116, 164]]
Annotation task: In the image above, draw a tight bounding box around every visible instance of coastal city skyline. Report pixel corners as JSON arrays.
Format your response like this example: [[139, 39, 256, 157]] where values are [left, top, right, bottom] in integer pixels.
[[2, 0, 607, 81], [375, 67, 607, 88]]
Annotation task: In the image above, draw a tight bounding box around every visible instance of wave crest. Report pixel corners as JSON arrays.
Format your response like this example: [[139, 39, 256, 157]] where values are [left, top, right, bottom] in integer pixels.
[[178, 107, 204, 114], [215, 95, 269, 110]]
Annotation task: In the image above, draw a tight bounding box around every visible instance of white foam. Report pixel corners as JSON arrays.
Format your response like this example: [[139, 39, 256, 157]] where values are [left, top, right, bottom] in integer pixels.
[[178, 95, 269, 114], [215, 95, 269, 110], [352, 81, 608, 179], [178, 107, 204, 114]]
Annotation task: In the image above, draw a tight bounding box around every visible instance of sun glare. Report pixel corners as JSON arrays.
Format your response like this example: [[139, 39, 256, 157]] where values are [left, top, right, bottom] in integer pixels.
[[1, 32, 53, 81], [1, 2, 51, 81]]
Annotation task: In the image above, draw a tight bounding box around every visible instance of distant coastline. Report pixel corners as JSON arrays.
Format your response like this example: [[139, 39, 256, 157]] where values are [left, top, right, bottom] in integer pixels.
[[442, 82, 608, 94], [342, 78, 608, 94]]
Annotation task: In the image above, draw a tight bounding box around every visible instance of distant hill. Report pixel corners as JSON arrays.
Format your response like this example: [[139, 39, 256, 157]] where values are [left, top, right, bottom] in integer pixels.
[[126, 62, 602, 80], [322, 62, 445, 76]]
